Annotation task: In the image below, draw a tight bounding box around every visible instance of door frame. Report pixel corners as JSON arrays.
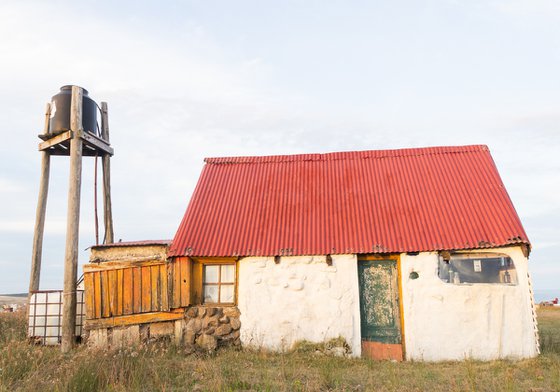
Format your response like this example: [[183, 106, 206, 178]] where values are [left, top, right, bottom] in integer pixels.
[[358, 254, 406, 360]]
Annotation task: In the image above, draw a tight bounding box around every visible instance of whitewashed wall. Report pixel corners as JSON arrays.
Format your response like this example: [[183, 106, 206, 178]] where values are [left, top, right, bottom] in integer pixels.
[[238, 254, 362, 356], [400, 246, 539, 361]]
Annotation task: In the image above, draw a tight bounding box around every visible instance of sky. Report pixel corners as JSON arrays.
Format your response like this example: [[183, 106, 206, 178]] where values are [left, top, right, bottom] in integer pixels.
[[0, 0, 559, 293]]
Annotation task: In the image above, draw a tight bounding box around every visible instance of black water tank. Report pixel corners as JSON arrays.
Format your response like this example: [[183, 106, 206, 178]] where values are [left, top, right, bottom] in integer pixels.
[[49, 85, 98, 134]]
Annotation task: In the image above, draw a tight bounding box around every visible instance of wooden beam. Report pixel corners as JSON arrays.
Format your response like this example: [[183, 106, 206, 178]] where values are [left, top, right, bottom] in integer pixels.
[[29, 103, 52, 294], [81, 131, 114, 155], [38, 129, 66, 141], [47, 145, 71, 156], [61, 86, 83, 353], [38, 129, 113, 155], [100, 102, 114, 244], [84, 310, 184, 329], [84, 258, 165, 272], [38, 130, 72, 151], [522, 243, 531, 258]]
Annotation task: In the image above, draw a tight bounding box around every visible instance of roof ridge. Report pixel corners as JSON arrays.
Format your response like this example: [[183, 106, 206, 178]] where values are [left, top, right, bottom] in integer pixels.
[[204, 145, 489, 165]]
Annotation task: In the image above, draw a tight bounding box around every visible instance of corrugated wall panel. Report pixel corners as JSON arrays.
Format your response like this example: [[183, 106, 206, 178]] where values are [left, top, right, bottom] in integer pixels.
[[169, 145, 530, 257]]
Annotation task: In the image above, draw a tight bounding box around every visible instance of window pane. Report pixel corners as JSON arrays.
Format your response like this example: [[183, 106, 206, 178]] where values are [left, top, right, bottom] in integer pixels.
[[220, 285, 234, 303], [204, 265, 219, 283], [438, 254, 517, 284], [204, 285, 219, 303], [221, 265, 235, 283]]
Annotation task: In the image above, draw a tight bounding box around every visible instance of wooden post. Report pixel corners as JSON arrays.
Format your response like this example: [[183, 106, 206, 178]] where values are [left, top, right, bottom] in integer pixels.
[[61, 86, 83, 353], [29, 103, 52, 294], [100, 102, 114, 244]]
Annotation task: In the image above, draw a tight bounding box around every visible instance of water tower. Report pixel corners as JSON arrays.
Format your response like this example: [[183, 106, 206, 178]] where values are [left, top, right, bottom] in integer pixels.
[[30, 85, 114, 352]]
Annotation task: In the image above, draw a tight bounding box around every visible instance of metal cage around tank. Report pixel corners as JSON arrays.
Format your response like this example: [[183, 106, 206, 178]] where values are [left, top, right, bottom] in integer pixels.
[[27, 290, 85, 345]]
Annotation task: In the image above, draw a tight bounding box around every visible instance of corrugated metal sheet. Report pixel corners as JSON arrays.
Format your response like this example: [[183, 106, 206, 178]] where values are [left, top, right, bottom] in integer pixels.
[[169, 145, 530, 257]]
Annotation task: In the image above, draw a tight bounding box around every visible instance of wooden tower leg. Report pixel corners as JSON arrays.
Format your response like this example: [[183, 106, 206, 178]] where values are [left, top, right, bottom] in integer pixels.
[[29, 103, 52, 294], [61, 87, 83, 353], [100, 102, 114, 244]]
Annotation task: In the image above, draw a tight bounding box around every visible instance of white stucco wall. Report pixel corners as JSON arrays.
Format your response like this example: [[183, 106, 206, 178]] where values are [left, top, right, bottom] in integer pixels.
[[400, 247, 538, 361], [237, 254, 362, 356]]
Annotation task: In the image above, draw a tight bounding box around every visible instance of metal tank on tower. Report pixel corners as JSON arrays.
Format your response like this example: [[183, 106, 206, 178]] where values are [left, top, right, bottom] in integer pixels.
[[29, 86, 114, 352]]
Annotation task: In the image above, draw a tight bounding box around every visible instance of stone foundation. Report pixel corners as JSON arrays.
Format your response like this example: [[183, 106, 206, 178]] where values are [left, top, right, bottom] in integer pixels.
[[86, 306, 241, 351], [180, 306, 241, 351]]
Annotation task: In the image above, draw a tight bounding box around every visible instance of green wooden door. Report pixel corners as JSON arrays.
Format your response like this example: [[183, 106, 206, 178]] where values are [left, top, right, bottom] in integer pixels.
[[358, 259, 402, 344]]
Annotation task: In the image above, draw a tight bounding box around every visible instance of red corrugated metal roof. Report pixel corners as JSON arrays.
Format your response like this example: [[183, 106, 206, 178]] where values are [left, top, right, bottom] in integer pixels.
[[169, 145, 530, 257]]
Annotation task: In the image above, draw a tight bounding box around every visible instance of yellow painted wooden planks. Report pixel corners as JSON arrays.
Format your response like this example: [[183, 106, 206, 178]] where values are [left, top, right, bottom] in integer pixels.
[[117, 269, 124, 316], [180, 258, 189, 307], [83, 272, 95, 319], [123, 268, 133, 315], [172, 261, 181, 308], [108, 269, 118, 316], [160, 264, 169, 311], [85, 309, 184, 329], [84, 261, 175, 320], [133, 267, 142, 314], [150, 265, 159, 311], [141, 266, 152, 313], [93, 271, 102, 319], [100, 271, 110, 318]]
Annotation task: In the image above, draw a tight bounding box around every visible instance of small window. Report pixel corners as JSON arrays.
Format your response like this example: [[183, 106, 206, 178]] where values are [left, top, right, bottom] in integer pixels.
[[203, 264, 235, 304], [438, 253, 517, 284]]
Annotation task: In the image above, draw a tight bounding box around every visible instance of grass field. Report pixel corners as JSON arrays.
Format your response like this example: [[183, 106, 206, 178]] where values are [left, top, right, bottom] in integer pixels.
[[1, 308, 560, 391]]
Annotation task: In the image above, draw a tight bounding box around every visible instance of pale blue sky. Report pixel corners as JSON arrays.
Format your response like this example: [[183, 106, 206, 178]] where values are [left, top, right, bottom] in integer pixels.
[[0, 0, 559, 293]]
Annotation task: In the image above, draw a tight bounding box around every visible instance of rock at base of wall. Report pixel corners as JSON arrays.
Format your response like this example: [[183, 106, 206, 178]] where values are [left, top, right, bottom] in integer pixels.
[[87, 328, 108, 348], [112, 325, 140, 347], [186, 307, 198, 318], [184, 330, 196, 345], [230, 318, 241, 330], [223, 307, 240, 318], [215, 324, 232, 336], [196, 333, 218, 351], [150, 321, 174, 337], [202, 315, 219, 330], [186, 318, 202, 334]]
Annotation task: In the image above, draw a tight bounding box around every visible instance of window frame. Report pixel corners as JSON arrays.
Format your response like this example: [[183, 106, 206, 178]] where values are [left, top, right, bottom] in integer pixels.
[[202, 263, 236, 305], [438, 252, 518, 285], [191, 258, 238, 306]]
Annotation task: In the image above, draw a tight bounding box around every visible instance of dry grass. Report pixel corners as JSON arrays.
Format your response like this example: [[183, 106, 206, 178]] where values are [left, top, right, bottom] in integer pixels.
[[538, 306, 560, 354], [1, 309, 560, 391]]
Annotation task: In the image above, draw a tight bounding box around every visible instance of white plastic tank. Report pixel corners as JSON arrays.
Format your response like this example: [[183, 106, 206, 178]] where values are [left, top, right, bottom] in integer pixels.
[[27, 290, 85, 345]]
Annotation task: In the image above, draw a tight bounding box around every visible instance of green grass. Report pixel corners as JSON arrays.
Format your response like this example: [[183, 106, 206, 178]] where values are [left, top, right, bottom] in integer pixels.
[[1, 308, 560, 391]]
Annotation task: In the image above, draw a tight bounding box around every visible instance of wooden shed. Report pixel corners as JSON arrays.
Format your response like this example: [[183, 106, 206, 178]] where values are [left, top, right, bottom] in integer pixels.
[[83, 241, 241, 349]]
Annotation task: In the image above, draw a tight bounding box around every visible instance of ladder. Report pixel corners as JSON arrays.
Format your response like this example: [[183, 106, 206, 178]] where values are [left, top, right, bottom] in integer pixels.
[[527, 272, 540, 354]]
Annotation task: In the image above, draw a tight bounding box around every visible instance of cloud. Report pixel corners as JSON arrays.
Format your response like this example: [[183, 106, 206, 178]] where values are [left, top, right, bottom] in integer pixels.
[[0, 178, 25, 193], [490, 0, 560, 18], [0, 0, 559, 293]]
